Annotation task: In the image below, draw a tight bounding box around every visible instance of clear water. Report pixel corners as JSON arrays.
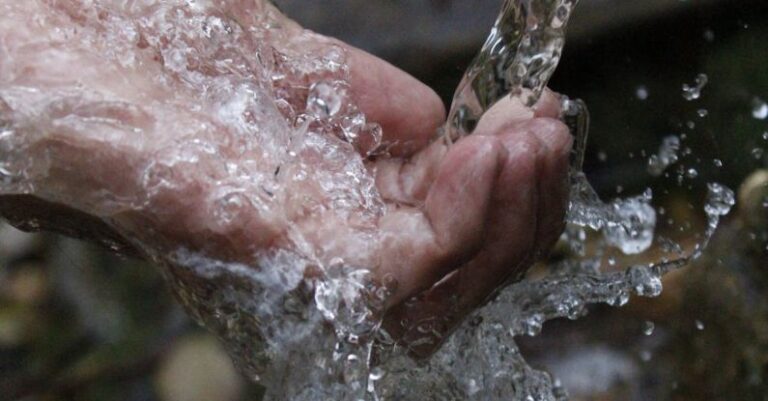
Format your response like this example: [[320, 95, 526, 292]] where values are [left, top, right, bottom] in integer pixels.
[[444, 0, 580, 141], [0, 1, 737, 400]]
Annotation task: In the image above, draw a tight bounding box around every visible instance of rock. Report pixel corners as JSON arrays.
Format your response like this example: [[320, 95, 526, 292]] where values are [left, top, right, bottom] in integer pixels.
[[3, 264, 48, 304], [0, 306, 38, 347], [155, 334, 245, 401], [738, 169, 768, 229]]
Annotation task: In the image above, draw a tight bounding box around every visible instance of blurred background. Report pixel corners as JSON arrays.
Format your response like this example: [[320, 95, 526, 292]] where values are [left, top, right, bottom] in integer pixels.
[[2, 0, 767, 400]]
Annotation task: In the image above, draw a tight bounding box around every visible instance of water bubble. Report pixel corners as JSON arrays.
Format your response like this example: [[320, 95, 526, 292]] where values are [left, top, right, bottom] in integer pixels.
[[705, 183, 736, 217], [558, 296, 586, 320], [607, 291, 631, 307], [642, 321, 656, 336], [522, 313, 544, 336], [307, 81, 345, 119], [682, 73, 708, 101], [752, 98, 768, 120], [340, 112, 366, 142]]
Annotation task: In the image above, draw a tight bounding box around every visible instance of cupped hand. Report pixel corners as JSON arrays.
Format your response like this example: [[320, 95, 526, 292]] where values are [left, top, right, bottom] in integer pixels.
[[0, 0, 571, 356]]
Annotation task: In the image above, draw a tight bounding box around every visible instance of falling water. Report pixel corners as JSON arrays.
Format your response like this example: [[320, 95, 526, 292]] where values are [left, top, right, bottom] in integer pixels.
[[444, 0, 581, 141]]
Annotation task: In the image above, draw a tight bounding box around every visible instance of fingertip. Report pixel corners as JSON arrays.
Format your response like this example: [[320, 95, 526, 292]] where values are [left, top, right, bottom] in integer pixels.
[[425, 135, 505, 258], [473, 95, 534, 137], [523, 119, 571, 257], [533, 88, 563, 119]]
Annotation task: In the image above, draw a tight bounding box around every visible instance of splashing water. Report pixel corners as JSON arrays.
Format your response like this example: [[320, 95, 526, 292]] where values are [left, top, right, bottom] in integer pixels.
[[647, 135, 682, 177], [0, 1, 738, 400], [682, 73, 709, 101], [753, 97, 768, 120]]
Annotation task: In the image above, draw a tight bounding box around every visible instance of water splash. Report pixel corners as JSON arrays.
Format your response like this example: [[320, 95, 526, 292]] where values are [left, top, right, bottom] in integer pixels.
[[0, 1, 739, 400], [567, 174, 657, 255], [682, 73, 709, 101], [647, 135, 682, 176]]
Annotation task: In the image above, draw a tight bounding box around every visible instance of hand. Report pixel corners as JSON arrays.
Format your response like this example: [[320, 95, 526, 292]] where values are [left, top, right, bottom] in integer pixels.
[[0, 0, 572, 357]]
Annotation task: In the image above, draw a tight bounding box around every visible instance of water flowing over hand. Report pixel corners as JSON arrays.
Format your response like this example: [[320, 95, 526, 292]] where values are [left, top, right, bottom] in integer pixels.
[[0, 0, 572, 382]]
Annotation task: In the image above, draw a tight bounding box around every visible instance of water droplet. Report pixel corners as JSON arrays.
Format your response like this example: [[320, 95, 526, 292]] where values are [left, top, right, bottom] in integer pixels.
[[687, 168, 699, 179], [753, 98, 768, 120], [752, 148, 765, 160], [695, 320, 705, 330], [713, 159, 723, 168], [697, 109, 708, 118], [307, 81, 345, 119], [635, 85, 649, 100], [643, 321, 655, 336], [648, 136, 681, 176], [682, 73, 708, 101], [522, 313, 544, 336], [704, 183, 736, 217], [703, 29, 715, 42], [607, 290, 631, 307]]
